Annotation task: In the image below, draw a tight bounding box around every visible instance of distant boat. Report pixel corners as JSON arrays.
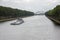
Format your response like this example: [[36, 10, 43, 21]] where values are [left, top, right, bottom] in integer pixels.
[[11, 18, 24, 25]]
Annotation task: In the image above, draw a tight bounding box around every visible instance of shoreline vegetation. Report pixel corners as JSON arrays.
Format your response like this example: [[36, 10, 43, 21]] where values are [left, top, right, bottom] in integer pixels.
[[0, 6, 34, 22], [45, 5, 60, 24]]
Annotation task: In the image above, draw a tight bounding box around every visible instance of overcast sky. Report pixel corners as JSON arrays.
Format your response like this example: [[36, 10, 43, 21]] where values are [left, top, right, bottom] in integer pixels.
[[0, 0, 60, 12]]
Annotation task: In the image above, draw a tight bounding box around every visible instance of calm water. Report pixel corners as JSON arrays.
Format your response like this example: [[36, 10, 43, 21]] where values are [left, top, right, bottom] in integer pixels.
[[0, 15, 60, 40]]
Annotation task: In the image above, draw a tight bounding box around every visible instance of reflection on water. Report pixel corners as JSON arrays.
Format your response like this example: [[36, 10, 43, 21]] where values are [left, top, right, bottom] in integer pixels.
[[0, 15, 60, 40]]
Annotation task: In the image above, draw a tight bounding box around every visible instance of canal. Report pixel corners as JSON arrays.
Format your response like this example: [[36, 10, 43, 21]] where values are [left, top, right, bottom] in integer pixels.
[[0, 15, 60, 40]]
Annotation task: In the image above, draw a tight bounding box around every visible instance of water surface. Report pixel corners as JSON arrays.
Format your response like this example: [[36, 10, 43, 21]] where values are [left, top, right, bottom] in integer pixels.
[[0, 15, 60, 40]]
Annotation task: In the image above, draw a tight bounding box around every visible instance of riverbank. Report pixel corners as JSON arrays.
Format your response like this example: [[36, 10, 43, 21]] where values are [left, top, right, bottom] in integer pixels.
[[0, 15, 34, 22], [0, 18, 17, 22], [45, 5, 60, 24], [45, 14, 60, 24]]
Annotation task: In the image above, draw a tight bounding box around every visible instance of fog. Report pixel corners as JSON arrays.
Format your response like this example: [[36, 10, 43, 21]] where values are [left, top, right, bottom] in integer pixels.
[[0, 0, 60, 12]]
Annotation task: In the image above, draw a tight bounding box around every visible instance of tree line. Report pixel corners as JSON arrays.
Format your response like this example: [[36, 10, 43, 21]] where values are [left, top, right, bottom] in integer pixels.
[[45, 5, 60, 24], [45, 5, 60, 18], [0, 6, 34, 19]]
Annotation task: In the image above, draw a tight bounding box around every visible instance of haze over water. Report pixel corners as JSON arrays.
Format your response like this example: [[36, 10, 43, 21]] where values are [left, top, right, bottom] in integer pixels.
[[0, 0, 60, 12]]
